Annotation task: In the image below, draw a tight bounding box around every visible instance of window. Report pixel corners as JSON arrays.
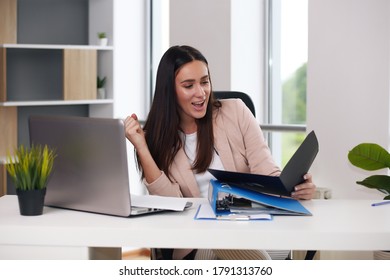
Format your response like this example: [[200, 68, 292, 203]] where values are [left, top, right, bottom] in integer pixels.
[[266, 0, 308, 167]]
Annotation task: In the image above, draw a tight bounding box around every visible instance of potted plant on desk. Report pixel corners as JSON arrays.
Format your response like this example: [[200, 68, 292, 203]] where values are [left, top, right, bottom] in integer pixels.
[[348, 142, 390, 259], [6, 144, 56, 216]]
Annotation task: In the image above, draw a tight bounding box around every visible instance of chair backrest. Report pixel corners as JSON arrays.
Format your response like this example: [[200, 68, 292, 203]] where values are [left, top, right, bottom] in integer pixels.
[[213, 91, 256, 117]]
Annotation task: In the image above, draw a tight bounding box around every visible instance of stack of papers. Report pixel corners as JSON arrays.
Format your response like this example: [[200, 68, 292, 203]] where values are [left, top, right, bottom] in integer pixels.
[[195, 203, 272, 220]]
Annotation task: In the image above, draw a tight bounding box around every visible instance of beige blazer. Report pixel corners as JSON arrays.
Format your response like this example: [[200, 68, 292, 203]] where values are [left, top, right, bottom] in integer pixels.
[[144, 99, 280, 198]]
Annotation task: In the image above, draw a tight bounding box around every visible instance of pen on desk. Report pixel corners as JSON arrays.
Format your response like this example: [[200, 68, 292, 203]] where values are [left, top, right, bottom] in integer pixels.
[[371, 200, 390, 207]]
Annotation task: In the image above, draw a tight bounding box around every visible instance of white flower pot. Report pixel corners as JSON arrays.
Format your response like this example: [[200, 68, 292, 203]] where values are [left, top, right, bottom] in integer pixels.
[[99, 38, 108, 46], [97, 88, 106, 99]]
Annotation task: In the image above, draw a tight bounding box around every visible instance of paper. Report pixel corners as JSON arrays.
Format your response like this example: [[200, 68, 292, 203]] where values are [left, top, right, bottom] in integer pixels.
[[194, 203, 272, 221], [131, 194, 190, 211]]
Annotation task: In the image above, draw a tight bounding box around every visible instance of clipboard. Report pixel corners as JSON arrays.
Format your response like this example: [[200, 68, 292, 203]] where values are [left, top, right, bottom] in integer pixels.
[[208, 130, 319, 197]]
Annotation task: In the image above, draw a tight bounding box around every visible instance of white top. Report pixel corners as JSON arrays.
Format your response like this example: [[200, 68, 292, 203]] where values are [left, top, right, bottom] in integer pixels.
[[181, 132, 224, 198]]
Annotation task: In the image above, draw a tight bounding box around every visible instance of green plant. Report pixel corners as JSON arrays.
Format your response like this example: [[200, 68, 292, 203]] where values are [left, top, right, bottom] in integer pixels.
[[6, 144, 56, 191], [348, 143, 390, 199], [97, 76, 106, 88], [97, 32, 107, 39]]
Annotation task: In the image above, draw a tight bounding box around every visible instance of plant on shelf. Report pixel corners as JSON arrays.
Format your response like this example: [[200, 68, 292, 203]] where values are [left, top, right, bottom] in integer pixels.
[[97, 76, 106, 89], [348, 143, 390, 199], [97, 32, 107, 39], [97, 76, 107, 99], [97, 32, 108, 46], [6, 144, 56, 216]]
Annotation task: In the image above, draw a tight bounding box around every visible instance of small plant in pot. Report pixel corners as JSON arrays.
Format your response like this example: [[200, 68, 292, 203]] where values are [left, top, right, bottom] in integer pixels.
[[348, 142, 390, 259], [97, 76, 106, 99], [6, 144, 56, 216], [97, 32, 108, 46]]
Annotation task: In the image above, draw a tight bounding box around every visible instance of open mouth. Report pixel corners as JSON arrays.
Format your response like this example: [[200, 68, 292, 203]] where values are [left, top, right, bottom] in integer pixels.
[[192, 100, 205, 109]]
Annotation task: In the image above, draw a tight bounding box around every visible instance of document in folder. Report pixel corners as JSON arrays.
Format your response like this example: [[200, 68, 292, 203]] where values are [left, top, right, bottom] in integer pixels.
[[207, 179, 311, 217], [208, 130, 319, 197]]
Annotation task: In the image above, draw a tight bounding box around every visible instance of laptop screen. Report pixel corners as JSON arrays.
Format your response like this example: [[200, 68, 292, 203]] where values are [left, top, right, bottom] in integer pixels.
[[29, 115, 133, 216]]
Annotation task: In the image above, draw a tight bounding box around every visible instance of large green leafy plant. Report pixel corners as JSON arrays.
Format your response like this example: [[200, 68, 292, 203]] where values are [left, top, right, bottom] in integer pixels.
[[348, 143, 390, 199], [6, 144, 56, 191]]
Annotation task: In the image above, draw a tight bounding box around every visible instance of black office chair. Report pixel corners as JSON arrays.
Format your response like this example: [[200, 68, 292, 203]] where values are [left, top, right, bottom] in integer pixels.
[[213, 91, 256, 117]]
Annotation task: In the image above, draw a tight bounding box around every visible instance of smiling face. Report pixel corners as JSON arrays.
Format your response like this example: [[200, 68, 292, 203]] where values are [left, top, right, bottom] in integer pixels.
[[175, 60, 211, 134]]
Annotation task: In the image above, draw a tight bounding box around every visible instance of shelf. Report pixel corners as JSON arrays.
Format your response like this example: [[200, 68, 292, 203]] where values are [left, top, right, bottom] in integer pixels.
[[1, 44, 113, 51], [0, 0, 115, 195], [0, 99, 114, 107], [0, 156, 15, 164]]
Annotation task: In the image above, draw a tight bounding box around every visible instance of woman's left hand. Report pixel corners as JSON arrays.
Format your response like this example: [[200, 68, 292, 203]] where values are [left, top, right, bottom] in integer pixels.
[[291, 173, 316, 200]]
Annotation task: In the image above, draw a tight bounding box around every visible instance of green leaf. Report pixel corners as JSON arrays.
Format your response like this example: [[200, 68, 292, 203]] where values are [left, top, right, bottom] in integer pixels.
[[348, 143, 390, 171], [5, 144, 56, 190], [357, 175, 390, 193]]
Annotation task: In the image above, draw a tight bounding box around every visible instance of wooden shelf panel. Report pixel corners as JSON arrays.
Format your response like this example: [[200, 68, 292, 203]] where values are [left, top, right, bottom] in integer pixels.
[[0, 106, 17, 157], [63, 49, 97, 100], [0, 0, 17, 44]]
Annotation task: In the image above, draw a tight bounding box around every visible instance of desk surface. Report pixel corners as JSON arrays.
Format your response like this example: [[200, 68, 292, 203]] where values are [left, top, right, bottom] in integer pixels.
[[1, 195, 390, 251]]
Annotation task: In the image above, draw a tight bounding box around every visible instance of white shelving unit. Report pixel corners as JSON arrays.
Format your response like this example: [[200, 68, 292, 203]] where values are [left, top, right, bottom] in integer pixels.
[[0, 0, 115, 195]]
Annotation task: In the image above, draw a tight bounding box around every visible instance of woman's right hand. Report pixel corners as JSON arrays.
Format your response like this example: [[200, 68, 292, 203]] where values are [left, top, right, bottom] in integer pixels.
[[124, 114, 147, 151], [124, 114, 162, 184]]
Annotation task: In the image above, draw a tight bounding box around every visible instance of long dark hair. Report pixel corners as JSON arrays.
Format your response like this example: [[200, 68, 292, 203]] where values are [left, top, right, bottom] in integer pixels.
[[138, 45, 220, 181]]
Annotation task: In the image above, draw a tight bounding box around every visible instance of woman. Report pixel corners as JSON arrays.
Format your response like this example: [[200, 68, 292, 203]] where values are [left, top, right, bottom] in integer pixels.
[[124, 45, 316, 259]]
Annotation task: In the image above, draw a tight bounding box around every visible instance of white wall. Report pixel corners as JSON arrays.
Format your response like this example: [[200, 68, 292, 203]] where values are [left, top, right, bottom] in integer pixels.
[[114, 0, 148, 195], [231, 0, 265, 123], [307, 0, 390, 199], [113, 0, 148, 120], [169, 0, 231, 91]]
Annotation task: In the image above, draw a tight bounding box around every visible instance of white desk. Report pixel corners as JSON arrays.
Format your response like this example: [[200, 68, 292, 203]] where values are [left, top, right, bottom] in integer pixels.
[[1, 195, 390, 258]]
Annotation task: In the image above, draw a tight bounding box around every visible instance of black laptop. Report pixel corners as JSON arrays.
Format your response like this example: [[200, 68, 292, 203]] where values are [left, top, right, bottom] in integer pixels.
[[208, 130, 319, 197]]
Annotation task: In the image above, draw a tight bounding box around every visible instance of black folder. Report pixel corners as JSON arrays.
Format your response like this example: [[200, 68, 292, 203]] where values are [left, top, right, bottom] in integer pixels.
[[208, 130, 319, 197]]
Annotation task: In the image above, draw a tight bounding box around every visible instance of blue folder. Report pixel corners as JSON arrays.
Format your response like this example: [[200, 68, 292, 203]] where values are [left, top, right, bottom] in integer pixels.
[[208, 179, 312, 217], [208, 130, 319, 197]]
